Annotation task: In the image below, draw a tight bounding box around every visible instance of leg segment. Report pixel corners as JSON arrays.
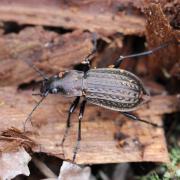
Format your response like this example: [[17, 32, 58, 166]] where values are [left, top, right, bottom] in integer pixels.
[[81, 33, 97, 72], [122, 112, 163, 128], [61, 97, 80, 146], [72, 99, 87, 162], [113, 42, 172, 68]]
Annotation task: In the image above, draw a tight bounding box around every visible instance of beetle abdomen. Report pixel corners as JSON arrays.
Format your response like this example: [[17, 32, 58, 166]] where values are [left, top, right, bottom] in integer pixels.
[[83, 68, 150, 111]]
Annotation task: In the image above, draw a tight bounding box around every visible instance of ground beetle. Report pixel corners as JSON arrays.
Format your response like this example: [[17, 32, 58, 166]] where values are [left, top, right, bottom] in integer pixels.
[[24, 35, 177, 162]]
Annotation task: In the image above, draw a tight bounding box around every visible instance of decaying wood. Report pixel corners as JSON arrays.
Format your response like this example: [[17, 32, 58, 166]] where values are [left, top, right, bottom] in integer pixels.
[[0, 22, 4, 35], [0, 1, 179, 166], [0, 0, 145, 36], [0, 86, 179, 164], [0, 27, 93, 86], [145, 4, 180, 78]]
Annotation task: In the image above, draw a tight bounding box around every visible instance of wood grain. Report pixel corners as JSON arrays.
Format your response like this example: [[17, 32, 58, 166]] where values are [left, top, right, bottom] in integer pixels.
[[0, 0, 145, 36], [0, 27, 93, 86], [0, 2, 179, 165], [145, 4, 180, 78], [1, 87, 179, 164]]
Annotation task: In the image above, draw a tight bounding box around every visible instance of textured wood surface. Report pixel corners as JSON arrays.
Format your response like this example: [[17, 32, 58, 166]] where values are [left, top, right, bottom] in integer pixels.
[[0, 28, 93, 86], [145, 4, 180, 78], [0, 0, 145, 36], [1, 87, 179, 164], [0, 2, 179, 165]]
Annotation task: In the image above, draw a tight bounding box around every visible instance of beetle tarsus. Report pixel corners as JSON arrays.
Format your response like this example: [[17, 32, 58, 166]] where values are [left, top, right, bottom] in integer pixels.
[[73, 140, 80, 163]]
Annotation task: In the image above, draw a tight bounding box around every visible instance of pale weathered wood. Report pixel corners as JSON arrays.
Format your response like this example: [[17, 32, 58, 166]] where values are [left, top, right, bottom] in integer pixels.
[[0, 27, 93, 86], [1, 87, 179, 164], [0, 3, 179, 165], [0, 0, 145, 36]]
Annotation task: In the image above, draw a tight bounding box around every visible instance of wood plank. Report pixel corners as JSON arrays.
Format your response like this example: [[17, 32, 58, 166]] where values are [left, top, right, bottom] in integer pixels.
[[1, 87, 179, 164]]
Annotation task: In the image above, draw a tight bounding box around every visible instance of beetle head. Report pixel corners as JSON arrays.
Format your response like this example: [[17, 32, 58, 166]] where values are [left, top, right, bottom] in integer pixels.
[[40, 75, 62, 96]]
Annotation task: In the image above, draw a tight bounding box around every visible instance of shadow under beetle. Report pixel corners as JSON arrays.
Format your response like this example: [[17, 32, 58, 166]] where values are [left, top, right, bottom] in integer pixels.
[[24, 34, 178, 162]]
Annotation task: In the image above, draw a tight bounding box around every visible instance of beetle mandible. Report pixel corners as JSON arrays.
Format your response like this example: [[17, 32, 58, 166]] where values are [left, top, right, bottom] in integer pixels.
[[24, 35, 175, 162]]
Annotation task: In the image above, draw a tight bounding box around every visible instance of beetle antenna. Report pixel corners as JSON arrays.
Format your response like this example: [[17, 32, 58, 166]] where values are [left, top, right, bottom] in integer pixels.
[[82, 32, 97, 64], [26, 61, 49, 80], [23, 94, 48, 131]]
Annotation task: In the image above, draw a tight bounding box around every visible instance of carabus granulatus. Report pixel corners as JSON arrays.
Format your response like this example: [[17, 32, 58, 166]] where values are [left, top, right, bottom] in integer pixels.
[[24, 35, 178, 162]]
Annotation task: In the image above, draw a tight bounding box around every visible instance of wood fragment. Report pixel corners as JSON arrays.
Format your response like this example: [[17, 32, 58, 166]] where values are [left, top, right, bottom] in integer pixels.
[[0, 2, 179, 166], [145, 3, 180, 78], [0, 27, 93, 86], [0, 0, 145, 36], [0, 147, 31, 179], [1, 86, 179, 164]]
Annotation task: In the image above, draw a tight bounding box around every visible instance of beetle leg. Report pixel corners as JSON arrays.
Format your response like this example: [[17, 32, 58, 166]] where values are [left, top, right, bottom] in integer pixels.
[[122, 112, 163, 128], [61, 97, 80, 147], [113, 41, 174, 68], [73, 99, 87, 162], [81, 33, 97, 72]]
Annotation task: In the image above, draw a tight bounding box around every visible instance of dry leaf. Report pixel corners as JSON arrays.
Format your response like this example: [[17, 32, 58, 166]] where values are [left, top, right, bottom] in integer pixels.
[[0, 147, 31, 180], [58, 161, 91, 180]]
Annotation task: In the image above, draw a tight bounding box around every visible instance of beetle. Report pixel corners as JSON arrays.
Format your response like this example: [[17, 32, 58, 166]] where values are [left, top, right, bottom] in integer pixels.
[[24, 36, 176, 162]]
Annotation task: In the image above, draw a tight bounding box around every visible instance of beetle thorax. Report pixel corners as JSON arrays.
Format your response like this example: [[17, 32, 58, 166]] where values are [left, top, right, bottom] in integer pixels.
[[40, 70, 84, 97], [60, 70, 84, 97]]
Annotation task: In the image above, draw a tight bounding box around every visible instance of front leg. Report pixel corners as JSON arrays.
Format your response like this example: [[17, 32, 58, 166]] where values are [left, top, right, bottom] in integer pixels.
[[61, 97, 80, 147], [72, 99, 87, 162]]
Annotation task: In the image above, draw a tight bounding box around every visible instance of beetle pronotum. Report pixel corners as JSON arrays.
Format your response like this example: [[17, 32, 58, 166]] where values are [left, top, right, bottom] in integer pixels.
[[24, 35, 178, 162]]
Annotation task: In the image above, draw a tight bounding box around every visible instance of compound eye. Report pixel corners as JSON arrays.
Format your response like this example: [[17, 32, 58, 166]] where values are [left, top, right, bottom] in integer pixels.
[[52, 88, 58, 94]]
